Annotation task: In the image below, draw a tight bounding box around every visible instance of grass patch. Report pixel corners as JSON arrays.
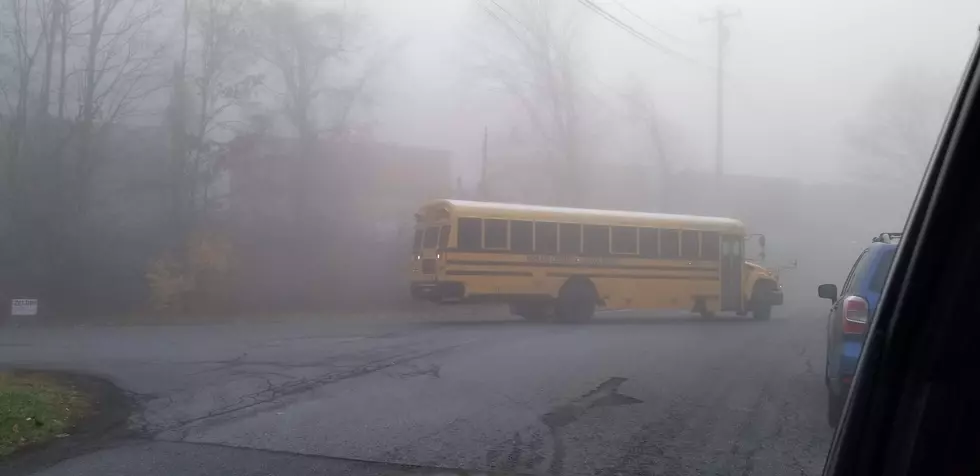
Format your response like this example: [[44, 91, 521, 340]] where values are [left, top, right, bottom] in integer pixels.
[[0, 372, 89, 457]]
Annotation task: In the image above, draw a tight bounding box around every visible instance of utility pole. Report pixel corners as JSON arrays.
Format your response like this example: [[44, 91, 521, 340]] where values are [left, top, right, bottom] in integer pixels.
[[479, 127, 489, 200], [702, 7, 740, 178]]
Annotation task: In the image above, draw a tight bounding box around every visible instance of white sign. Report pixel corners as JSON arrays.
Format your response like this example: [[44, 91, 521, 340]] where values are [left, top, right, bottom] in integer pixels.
[[11, 299, 38, 316]]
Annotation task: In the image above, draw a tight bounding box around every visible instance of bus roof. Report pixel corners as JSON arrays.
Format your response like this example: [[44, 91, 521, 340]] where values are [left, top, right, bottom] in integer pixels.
[[421, 199, 746, 233]]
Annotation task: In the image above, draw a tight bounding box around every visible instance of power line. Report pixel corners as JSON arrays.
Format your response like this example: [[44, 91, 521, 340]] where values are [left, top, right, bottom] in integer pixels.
[[700, 7, 741, 178], [486, 0, 530, 34], [575, 0, 710, 68], [607, 0, 699, 46]]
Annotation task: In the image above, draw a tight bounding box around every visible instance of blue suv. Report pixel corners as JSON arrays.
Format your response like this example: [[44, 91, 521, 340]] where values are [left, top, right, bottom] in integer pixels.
[[818, 233, 899, 427]]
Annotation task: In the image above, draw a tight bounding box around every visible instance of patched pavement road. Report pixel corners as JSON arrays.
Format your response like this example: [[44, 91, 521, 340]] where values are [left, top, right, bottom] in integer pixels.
[[0, 305, 833, 476]]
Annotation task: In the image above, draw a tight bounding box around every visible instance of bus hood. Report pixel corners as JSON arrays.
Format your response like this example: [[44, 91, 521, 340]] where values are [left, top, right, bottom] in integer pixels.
[[744, 261, 777, 280]]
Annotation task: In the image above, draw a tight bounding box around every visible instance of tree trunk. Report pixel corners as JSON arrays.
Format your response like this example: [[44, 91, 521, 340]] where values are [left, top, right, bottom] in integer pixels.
[[39, 3, 60, 117], [57, 0, 68, 119], [77, 0, 104, 214]]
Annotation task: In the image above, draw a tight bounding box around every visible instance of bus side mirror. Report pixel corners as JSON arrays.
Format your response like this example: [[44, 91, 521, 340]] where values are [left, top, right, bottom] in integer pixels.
[[818, 284, 838, 302]]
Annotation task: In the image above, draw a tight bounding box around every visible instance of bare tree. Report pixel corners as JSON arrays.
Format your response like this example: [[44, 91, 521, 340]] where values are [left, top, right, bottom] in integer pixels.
[[1, 0, 47, 166], [56, 0, 72, 119], [168, 0, 260, 231], [244, 0, 354, 220], [473, 0, 585, 205], [73, 0, 169, 213], [619, 81, 671, 210], [848, 71, 956, 184]]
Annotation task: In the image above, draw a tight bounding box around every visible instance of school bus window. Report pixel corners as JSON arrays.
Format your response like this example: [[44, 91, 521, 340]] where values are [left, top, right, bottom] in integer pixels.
[[611, 227, 638, 255], [583, 225, 610, 256], [423, 226, 439, 249], [438, 226, 450, 250], [535, 222, 558, 254], [413, 229, 423, 253], [511, 220, 534, 253], [661, 230, 680, 259], [639, 228, 659, 258], [701, 232, 720, 260], [484, 219, 508, 249], [458, 218, 482, 251], [559, 223, 582, 255], [680, 230, 699, 260]]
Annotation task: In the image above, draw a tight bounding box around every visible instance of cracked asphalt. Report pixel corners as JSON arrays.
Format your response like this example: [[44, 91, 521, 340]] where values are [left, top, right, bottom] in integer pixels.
[[0, 303, 833, 476]]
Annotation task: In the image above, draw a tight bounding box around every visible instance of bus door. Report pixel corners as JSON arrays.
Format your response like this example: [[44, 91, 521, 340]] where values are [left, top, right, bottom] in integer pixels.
[[720, 235, 743, 311]]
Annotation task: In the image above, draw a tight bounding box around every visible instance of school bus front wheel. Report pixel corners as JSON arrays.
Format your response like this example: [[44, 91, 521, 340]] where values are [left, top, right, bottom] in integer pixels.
[[750, 279, 781, 321]]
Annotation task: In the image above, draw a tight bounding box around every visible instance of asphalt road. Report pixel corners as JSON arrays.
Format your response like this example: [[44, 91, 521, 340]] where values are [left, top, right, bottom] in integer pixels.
[[0, 304, 834, 476]]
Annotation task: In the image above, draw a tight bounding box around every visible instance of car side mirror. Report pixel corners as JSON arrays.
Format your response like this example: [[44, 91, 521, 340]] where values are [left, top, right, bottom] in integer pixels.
[[818, 284, 838, 302]]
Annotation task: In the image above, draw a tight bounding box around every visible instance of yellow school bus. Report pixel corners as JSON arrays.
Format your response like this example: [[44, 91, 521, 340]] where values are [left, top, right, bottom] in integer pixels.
[[409, 200, 782, 322]]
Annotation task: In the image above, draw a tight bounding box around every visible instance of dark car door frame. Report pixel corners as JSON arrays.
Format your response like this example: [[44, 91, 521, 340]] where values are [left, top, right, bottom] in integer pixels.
[[825, 32, 980, 476]]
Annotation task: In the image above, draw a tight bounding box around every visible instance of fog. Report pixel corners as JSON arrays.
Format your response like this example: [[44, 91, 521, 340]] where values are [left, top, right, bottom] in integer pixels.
[[363, 0, 976, 181], [358, 0, 978, 303], [4, 3, 980, 473]]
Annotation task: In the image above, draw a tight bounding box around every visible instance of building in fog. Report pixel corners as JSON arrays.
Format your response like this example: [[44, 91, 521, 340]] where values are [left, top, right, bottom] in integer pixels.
[[224, 136, 453, 235], [221, 135, 453, 308]]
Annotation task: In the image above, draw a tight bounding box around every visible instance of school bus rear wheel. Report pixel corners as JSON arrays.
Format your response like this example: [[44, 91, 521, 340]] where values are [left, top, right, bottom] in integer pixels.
[[556, 278, 597, 323]]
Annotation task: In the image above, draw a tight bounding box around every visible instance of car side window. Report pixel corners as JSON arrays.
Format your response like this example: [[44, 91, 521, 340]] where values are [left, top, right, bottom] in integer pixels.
[[841, 249, 869, 296]]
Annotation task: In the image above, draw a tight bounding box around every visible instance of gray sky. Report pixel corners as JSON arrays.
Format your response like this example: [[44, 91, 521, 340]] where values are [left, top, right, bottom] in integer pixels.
[[356, 0, 979, 183]]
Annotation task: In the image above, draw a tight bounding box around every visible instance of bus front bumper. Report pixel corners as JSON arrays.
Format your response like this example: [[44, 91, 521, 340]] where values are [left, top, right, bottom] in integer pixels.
[[410, 281, 465, 301]]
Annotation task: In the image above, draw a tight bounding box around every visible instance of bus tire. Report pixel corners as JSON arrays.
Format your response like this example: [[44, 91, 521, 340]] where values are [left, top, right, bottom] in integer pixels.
[[751, 280, 776, 321], [509, 302, 553, 322], [556, 278, 597, 323], [693, 298, 714, 318]]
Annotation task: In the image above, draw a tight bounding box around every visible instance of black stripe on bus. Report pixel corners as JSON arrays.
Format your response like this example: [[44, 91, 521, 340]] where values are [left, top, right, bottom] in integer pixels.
[[445, 270, 534, 277], [440, 246, 725, 257], [545, 272, 720, 281], [446, 259, 718, 272]]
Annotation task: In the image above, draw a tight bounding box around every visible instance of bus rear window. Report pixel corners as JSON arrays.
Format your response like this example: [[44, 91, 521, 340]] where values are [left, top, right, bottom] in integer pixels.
[[511, 221, 533, 253], [583, 225, 610, 256], [535, 222, 558, 254], [661, 230, 680, 259], [458, 218, 481, 251], [639, 228, 659, 258], [484, 219, 508, 249], [611, 227, 638, 254], [423, 227, 439, 248], [701, 232, 720, 260], [681, 231, 699, 259], [559, 224, 582, 254]]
